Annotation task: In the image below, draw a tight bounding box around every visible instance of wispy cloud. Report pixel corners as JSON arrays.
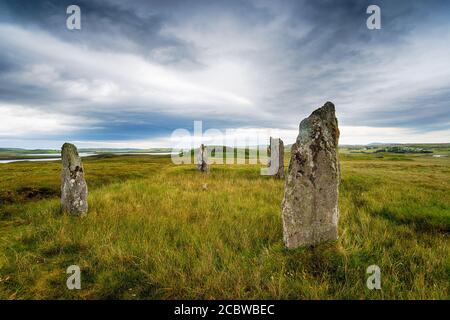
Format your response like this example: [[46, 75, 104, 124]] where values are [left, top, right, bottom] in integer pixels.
[[0, 103, 97, 137]]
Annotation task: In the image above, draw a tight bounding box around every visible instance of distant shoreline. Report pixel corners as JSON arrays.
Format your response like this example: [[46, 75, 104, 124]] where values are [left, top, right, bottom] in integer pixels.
[[0, 152, 177, 164]]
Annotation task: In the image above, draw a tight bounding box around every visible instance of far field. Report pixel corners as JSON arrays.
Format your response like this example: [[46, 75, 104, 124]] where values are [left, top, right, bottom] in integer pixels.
[[0, 148, 449, 299]]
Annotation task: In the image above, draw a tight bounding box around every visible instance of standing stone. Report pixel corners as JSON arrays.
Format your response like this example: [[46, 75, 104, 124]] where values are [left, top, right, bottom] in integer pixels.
[[61, 143, 88, 216], [197, 144, 208, 172], [281, 102, 340, 248], [268, 137, 285, 178]]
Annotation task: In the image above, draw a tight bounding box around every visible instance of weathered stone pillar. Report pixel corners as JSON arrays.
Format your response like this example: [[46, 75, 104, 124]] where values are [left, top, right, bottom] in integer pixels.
[[197, 144, 208, 172], [268, 137, 284, 178], [281, 102, 340, 248], [61, 143, 88, 216]]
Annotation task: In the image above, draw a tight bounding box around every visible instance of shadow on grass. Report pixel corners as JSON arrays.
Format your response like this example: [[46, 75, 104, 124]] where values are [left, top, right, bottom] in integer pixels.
[[372, 207, 449, 234], [283, 241, 349, 281], [340, 175, 374, 209]]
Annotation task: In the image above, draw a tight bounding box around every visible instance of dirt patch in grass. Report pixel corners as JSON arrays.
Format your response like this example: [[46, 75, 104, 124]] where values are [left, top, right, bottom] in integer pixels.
[[0, 187, 58, 205]]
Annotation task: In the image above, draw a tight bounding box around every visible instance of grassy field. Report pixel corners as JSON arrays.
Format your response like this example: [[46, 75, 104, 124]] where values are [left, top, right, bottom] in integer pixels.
[[0, 152, 449, 299]]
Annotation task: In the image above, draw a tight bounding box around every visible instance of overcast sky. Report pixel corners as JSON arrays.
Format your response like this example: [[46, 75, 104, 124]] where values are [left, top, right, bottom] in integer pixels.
[[0, 0, 449, 149]]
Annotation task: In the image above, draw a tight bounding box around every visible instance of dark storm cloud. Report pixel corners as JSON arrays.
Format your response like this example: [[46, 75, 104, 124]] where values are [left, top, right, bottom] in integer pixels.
[[248, 0, 450, 131], [0, 0, 200, 66]]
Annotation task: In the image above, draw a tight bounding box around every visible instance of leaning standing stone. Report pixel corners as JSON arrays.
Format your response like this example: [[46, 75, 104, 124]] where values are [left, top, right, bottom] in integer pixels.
[[268, 137, 284, 178], [197, 144, 208, 172], [281, 102, 340, 248], [61, 143, 88, 216]]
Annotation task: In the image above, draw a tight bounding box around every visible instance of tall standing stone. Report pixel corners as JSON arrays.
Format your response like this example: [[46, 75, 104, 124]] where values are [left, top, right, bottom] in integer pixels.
[[197, 144, 208, 172], [61, 143, 88, 216], [268, 137, 285, 178], [281, 102, 340, 248]]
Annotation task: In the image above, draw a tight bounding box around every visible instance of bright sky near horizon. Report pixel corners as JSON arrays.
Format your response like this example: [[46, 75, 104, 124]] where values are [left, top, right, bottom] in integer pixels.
[[0, 0, 449, 149]]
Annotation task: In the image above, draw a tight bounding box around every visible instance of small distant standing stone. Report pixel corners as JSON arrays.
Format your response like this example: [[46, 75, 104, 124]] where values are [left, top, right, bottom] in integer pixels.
[[197, 144, 209, 172], [268, 137, 284, 178], [281, 102, 340, 248], [61, 143, 88, 216]]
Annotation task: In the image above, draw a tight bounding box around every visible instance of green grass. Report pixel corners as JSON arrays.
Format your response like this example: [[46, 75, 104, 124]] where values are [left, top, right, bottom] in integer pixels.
[[0, 153, 449, 299]]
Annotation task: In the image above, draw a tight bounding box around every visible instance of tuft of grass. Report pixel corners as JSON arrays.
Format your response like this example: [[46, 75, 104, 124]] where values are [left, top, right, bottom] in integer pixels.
[[0, 154, 449, 299]]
